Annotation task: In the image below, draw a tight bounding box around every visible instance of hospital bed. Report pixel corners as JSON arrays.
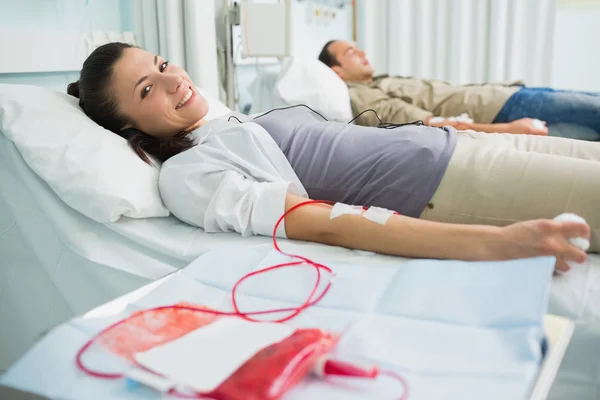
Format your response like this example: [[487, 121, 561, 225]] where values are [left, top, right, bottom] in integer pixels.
[[1, 82, 600, 400], [247, 58, 600, 141]]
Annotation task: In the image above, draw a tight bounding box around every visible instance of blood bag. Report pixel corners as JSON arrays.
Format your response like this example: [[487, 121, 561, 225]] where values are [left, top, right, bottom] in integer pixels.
[[81, 303, 339, 400]]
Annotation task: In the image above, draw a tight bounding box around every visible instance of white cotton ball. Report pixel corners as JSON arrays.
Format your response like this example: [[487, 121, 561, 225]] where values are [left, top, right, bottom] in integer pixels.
[[428, 117, 445, 124], [531, 119, 545, 129], [569, 237, 591, 251], [553, 213, 590, 251], [554, 212, 586, 224], [456, 113, 474, 123]]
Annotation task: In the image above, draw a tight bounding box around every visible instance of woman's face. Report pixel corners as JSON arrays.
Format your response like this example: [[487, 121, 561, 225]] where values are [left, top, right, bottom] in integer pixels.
[[111, 47, 209, 137]]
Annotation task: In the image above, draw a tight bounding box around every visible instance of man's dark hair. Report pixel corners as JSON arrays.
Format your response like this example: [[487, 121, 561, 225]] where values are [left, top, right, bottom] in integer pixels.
[[318, 40, 340, 68]]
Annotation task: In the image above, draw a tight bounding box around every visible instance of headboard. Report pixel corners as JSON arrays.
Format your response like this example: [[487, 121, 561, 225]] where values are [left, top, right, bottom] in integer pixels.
[[0, 30, 136, 74]]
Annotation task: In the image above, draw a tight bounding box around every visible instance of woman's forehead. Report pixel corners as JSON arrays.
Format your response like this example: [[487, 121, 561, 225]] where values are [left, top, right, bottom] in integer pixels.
[[115, 48, 154, 75]]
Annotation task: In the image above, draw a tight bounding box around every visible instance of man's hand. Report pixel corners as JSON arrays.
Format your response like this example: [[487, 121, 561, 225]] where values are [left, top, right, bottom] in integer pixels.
[[426, 116, 549, 136], [506, 118, 549, 136]]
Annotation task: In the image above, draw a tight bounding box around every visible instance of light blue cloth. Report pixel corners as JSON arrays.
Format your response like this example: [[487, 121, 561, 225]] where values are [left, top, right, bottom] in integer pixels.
[[0, 245, 555, 400]]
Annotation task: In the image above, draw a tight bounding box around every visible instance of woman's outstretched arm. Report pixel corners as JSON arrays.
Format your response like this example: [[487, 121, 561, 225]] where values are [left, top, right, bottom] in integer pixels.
[[283, 194, 590, 272]]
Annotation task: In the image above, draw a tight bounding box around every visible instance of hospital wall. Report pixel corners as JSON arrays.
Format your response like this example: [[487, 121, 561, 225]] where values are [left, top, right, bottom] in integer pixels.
[[551, 0, 600, 92], [4, 0, 599, 103], [0, 0, 132, 92]]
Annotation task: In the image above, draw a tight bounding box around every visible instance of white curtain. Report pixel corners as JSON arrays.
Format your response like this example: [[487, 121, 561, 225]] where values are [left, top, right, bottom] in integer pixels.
[[355, 0, 389, 77], [131, 0, 221, 99], [357, 0, 556, 86]]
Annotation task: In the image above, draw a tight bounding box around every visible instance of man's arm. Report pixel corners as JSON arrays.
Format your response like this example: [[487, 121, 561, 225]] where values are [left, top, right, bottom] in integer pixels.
[[350, 85, 548, 135], [426, 117, 548, 136]]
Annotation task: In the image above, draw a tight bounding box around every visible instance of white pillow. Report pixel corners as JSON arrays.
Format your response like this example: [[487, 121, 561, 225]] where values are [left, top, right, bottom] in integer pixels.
[[0, 83, 231, 223], [276, 58, 353, 122]]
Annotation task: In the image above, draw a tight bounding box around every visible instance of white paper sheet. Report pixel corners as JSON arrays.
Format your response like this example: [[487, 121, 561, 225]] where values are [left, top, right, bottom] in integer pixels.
[[134, 317, 295, 393]]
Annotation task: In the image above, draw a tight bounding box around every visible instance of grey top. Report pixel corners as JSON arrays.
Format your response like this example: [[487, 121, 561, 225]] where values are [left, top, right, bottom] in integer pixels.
[[252, 106, 457, 218]]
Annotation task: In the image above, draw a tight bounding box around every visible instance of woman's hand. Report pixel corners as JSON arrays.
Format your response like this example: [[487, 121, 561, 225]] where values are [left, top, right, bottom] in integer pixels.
[[495, 219, 590, 272]]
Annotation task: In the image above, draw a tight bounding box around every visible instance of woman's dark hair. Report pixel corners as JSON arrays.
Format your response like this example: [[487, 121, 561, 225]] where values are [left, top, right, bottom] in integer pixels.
[[318, 40, 341, 68], [67, 42, 195, 164]]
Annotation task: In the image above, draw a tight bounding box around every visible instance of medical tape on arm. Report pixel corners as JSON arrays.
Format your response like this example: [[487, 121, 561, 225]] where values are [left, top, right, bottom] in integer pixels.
[[330, 202, 364, 219], [363, 206, 395, 225], [329, 203, 395, 225]]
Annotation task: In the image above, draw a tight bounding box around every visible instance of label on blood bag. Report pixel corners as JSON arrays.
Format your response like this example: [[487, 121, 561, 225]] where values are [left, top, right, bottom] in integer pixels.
[[133, 317, 295, 393]]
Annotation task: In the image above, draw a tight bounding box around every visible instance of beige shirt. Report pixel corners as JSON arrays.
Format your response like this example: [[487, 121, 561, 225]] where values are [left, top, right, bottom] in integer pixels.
[[347, 75, 523, 126]]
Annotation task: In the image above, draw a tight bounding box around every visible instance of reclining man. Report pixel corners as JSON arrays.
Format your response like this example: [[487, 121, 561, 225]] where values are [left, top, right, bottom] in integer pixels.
[[318, 40, 600, 140]]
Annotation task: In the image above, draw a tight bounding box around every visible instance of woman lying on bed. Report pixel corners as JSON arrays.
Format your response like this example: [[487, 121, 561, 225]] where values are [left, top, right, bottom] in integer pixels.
[[67, 42, 599, 272]]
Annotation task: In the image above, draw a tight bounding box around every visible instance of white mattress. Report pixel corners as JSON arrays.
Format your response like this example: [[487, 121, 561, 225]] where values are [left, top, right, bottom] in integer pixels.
[[1, 132, 600, 399]]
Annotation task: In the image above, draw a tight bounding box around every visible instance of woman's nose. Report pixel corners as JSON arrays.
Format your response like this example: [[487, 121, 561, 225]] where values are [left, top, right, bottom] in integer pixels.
[[163, 74, 184, 93]]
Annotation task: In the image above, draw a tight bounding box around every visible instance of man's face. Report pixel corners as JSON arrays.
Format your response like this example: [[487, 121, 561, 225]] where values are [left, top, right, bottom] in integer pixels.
[[328, 40, 375, 82]]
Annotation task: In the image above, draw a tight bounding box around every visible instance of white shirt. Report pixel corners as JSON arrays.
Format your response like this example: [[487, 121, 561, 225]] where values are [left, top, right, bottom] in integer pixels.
[[158, 116, 307, 238]]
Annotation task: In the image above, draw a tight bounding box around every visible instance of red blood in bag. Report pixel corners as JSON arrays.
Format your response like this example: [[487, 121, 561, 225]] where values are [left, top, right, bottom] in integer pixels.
[[207, 328, 340, 400], [91, 304, 339, 400], [97, 304, 220, 361]]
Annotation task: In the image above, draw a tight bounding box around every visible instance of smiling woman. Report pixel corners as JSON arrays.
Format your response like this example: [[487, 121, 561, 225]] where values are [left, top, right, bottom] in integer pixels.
[[67, 42, 209, 163], [112, 48, 209, 137]]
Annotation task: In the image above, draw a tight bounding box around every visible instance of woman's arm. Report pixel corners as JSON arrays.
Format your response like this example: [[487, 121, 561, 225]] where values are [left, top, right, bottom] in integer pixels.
[[283, 194, 590, 271]]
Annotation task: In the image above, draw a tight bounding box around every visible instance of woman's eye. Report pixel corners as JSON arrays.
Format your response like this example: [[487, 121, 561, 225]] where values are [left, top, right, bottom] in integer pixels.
[[160, 61, 169, 72], [141, 85, 152, 99]]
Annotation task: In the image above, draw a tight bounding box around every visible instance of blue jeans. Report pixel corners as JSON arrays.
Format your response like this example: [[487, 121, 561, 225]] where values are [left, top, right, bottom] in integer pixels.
[[493, 87, 600, 141]]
